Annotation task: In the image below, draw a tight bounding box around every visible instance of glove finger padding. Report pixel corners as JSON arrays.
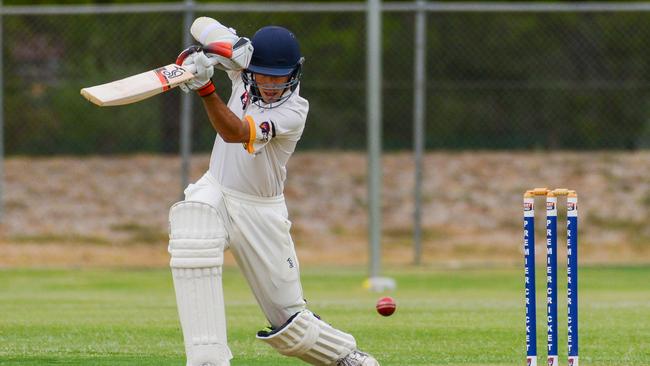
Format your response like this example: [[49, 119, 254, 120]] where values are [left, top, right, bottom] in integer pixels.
[[212, 37, 253, 71], [190, 52, 217, 97], [203, 42, 233, 59], [191, 52, 214, 81], [175, 45, 202, 93], [191, 17, 254, 71], [175, 49, 215, 93], [191, 17, 239, 46]]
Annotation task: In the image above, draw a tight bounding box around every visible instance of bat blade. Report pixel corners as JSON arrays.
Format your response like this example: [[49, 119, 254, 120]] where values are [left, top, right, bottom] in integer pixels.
[[80, 63, 195, 106]]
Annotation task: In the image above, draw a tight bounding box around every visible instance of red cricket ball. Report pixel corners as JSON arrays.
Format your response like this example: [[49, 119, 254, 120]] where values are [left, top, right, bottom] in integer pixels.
[[376, 296, 396, 316]]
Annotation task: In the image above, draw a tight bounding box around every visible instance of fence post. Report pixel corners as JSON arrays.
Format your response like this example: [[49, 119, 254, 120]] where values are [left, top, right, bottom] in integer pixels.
[[367, 0, 383, 284], [413, 0, 427, 265], [0, 0, 4, 222], [179, 0, 195, 197]]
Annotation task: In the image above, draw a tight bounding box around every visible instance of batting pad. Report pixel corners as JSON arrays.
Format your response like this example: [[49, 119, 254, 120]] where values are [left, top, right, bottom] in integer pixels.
[[257, 310, 357, 365], [169, 201, 231, 366]]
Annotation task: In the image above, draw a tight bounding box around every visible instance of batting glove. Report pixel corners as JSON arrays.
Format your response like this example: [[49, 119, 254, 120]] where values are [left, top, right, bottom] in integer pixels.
[[203, 38, 253, 72], [191, 17, 254, 72], [175, 46, 216, 97]]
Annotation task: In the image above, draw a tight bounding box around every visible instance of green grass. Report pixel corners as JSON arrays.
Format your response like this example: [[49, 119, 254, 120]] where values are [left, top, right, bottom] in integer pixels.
[[1, 265, 649, 365]]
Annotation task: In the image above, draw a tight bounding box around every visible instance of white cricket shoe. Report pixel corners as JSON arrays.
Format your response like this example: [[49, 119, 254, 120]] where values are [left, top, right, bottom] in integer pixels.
[[337, 350, 380, 366]]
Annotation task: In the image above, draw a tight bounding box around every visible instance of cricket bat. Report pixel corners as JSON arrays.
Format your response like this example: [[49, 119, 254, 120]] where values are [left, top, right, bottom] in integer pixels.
[[81, 42, 231, 107], [80, 63, 197, 106]]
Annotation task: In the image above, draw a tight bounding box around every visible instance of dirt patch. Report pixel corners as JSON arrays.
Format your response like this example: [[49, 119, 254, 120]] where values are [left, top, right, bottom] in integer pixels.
[[1, 151, 649, 268]]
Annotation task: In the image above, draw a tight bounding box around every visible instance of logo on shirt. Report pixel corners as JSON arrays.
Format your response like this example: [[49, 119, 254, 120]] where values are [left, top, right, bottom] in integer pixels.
[[240, 90, 250, 109], [259, 121, 276, 142]]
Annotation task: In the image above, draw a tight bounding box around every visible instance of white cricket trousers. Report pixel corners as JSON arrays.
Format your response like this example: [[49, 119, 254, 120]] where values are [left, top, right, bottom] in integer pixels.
[[183, 172, 306, 328]]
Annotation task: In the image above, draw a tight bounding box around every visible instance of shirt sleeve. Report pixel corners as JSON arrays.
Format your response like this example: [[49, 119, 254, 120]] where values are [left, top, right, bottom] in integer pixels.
[[242, 107, 306, 154]]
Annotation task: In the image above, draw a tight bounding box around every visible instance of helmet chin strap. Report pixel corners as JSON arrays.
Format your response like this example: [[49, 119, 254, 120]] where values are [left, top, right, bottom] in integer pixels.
[[242, 65, 302, 109], [253, 86, 295, 109], [260, 87, 294, 109]]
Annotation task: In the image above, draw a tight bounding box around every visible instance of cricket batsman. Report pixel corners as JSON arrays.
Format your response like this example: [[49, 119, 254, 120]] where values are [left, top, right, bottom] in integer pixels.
[[168, 17, 380, 366]]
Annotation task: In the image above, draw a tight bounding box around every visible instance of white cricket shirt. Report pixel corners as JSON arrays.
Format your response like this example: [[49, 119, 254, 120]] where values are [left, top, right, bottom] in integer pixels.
[[208, 72, 309, 197]]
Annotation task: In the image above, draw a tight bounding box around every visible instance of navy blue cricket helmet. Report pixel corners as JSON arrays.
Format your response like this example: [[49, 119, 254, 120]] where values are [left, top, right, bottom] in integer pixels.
[[242, 26, 305, 108]]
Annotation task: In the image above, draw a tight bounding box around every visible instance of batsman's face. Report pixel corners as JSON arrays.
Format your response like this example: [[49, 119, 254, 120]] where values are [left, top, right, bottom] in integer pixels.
[[255, 74, 291, 103]]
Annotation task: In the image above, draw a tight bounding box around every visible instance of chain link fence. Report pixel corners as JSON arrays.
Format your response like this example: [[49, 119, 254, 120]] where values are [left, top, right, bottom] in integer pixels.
[[2, 7, 370, 155], [3, 3, 650, 155], [1, 2, 650, 267], [426, 10, 650, 150], [4, 12, 184, 154]]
